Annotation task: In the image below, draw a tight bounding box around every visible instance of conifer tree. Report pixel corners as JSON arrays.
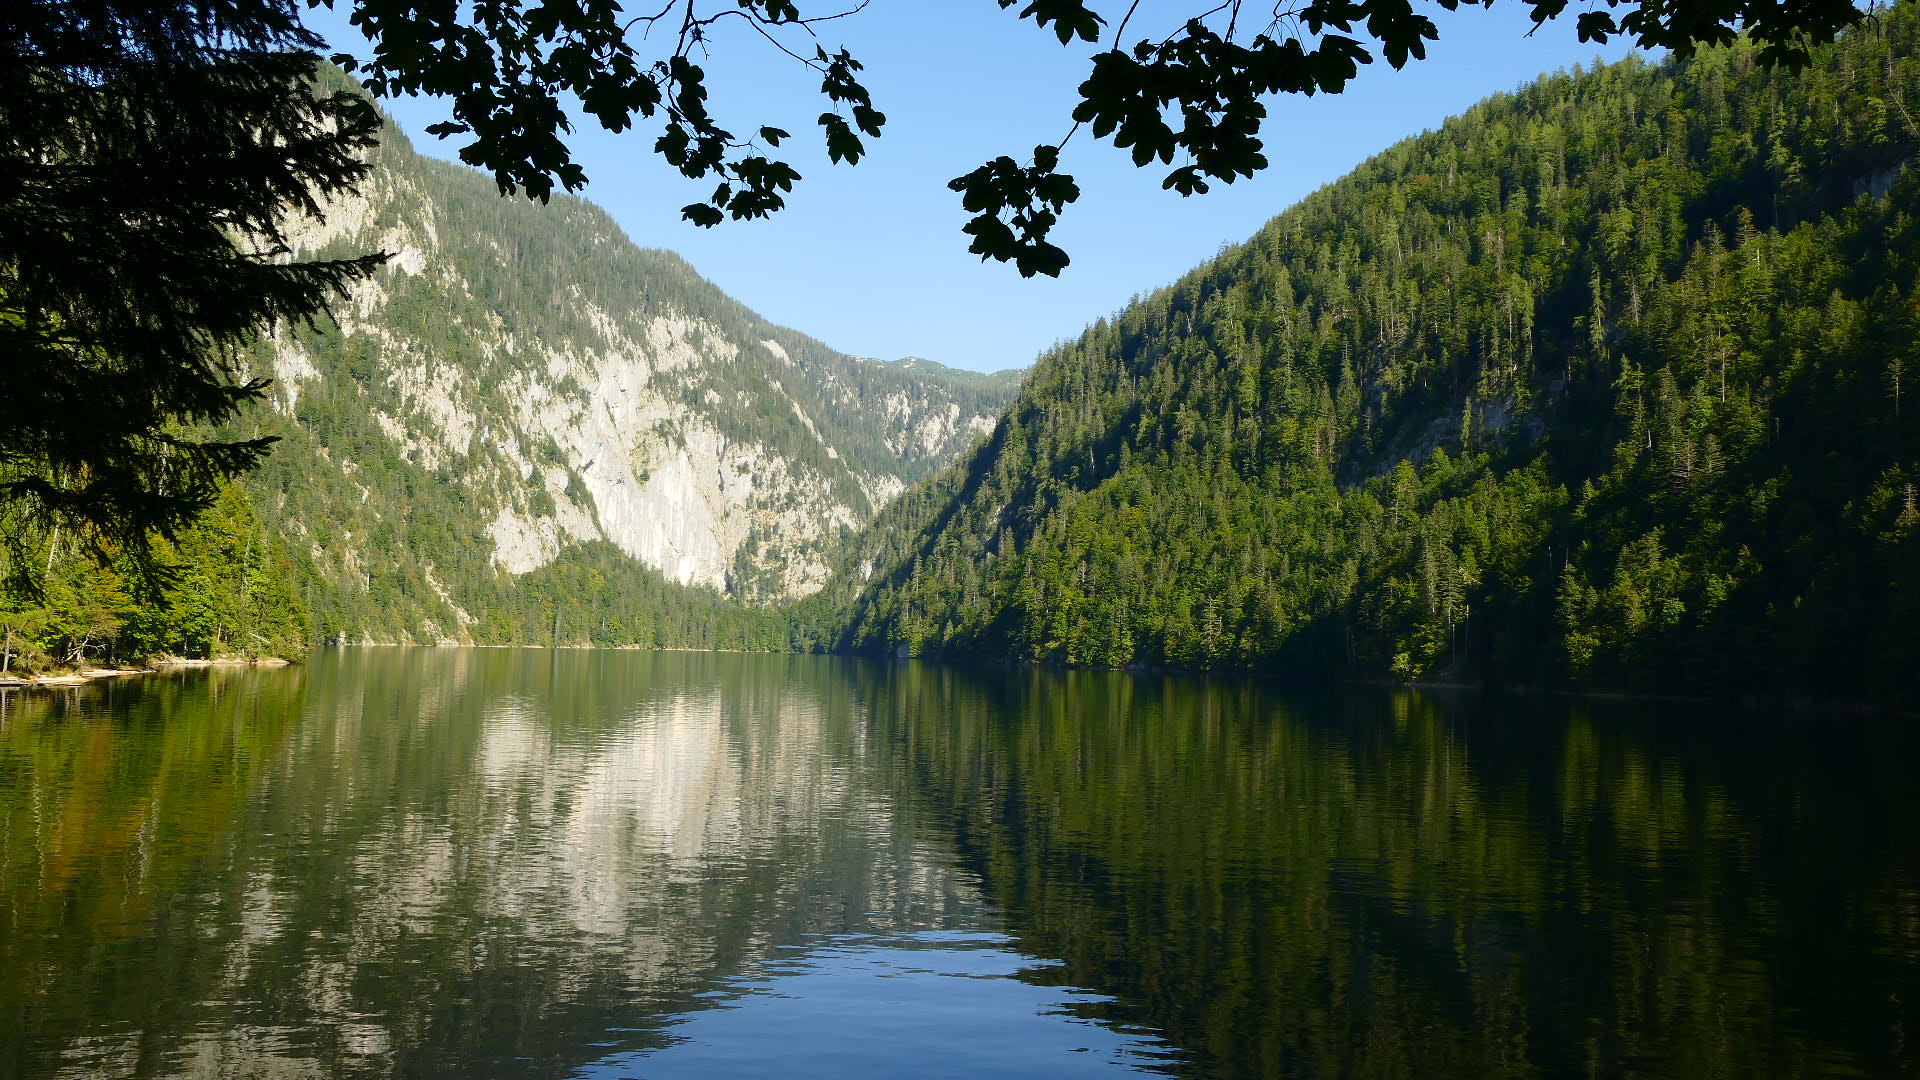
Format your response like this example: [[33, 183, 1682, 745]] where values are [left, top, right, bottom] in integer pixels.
[[0, 0, 384, 596]]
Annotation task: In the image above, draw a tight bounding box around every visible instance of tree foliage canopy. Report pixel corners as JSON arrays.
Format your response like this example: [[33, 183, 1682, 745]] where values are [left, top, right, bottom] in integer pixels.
[[328, 0, 1871, 275]]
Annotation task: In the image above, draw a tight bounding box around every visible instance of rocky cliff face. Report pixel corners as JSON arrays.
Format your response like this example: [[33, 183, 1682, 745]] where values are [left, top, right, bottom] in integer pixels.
[[245, 84, 1017, 643]]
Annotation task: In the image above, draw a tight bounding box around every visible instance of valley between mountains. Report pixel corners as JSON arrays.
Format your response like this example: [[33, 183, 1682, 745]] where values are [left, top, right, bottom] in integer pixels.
[[13, 15, 1915, 711], [242, 72, 1022, 645]]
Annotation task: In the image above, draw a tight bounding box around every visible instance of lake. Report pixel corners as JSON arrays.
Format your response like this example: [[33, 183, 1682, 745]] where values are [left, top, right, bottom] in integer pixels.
[[2, 649, 1916, 1078]]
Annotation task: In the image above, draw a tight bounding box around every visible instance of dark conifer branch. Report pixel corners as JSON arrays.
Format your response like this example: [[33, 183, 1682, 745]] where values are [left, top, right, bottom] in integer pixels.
[[2, 1, 384, 598]]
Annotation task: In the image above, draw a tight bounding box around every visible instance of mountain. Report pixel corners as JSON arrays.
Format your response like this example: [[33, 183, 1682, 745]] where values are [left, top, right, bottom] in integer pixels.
[[245, 77, 1019, 645], [821, 13, 1920, 707]]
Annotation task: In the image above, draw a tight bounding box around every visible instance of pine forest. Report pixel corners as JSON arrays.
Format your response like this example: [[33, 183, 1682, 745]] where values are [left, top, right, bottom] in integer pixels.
[[821, 12, 1920, 710]]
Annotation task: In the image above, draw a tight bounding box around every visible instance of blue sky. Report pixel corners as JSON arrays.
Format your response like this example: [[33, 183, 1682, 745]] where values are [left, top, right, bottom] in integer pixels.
[[310, 2, 1642, 372]]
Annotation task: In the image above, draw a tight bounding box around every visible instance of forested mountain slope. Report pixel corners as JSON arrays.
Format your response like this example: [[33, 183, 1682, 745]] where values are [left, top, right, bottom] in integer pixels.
[[244, 73, 1018, 644], [822, 11, 1920, 707]]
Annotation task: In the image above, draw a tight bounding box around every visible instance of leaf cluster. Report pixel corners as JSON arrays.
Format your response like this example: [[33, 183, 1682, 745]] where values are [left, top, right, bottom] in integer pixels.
[[333, 0, 885, 227]]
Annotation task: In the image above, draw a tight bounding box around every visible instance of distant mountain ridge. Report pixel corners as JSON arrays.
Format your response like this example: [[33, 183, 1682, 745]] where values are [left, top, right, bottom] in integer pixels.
[[875, 357, 1026, 389], [817, 14, 1919, 707], [245, 73, 1019, 645]]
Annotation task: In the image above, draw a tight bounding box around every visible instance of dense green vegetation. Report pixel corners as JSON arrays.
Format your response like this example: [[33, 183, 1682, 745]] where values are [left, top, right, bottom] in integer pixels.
[[397, 540, 798, 652], [819, 12, 1920, 707], [0, 484, 311, 675]]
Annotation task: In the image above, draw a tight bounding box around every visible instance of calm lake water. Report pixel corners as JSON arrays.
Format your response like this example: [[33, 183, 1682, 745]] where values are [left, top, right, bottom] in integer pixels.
[[2, 650, 1917, 1078]]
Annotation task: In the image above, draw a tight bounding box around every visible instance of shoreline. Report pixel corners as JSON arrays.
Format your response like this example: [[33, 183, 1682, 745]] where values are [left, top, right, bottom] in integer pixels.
[[0, 656, 291, 691], [317, 642, 1913, 718], [12, 642, 1900, 718]]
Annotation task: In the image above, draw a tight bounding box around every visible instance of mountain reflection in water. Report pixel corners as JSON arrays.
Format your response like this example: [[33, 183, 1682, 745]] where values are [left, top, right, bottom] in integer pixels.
[[2, 650, 1916, 1078]]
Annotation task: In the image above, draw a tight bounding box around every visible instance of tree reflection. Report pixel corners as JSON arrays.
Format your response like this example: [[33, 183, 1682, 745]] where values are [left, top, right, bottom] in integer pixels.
[[867, 665, 1920, 1079]]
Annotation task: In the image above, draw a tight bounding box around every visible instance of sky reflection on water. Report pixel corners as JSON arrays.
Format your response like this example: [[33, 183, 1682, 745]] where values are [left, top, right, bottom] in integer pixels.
[[582, 930, 1170, 1079]]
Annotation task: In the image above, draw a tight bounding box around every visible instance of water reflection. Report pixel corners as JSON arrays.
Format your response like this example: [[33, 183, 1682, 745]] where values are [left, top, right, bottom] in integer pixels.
[[862, 665, 1920, 1079], [0, 651, 1029, 1078], [3, 653, 1918, 1079], [0, 668, 311, 1075]]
